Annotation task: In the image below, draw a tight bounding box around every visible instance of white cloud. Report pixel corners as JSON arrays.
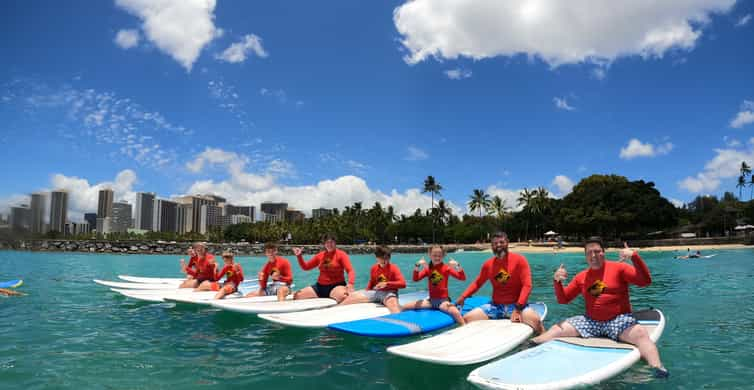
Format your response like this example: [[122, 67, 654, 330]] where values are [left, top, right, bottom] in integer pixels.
[[115, 0, 221, 71], [486, 185, 523, 212], [723, 136, 741, 147], [0, 194, 31, 217], [216, 34, 268, 63], [669, 198, 686, 208], [393, 0, 734, 67], [114, 29, 140, 49], [405, 146, 429, 161], [553, 97, 575, 111], [619, 138, 674, 159], [679, 146, 754, 192], [730, 100, 754, 128], [591, 67, 607, 80], [46, 170, 138, 221], [260, 88, 287, 104], [736, 14, 752, 27], [552, 175, 575, 196], [444, 68, 472, 79]]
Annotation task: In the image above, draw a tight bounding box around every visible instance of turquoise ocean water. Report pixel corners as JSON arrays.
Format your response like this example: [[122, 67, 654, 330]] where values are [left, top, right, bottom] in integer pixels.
[[1, 248, 752, 389]]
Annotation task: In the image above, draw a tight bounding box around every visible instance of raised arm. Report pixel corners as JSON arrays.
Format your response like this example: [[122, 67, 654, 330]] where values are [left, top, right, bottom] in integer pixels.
[[296, 250, 321, 271], [622, 252, 652, 287]]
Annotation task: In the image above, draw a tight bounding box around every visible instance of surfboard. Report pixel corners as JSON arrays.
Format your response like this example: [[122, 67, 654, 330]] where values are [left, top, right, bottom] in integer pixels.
[[95, 279, 258, 290], [387, 302, 547, 364], [258, 291, 428, 328], [111, 288, 192, 302], [212, 297, 337, 314], [328, 297, 489, 337], [0, 279, 23, 289], [467, 309, 665, 390], [117, 275, 185, 284], [162, 291, 243, 305]]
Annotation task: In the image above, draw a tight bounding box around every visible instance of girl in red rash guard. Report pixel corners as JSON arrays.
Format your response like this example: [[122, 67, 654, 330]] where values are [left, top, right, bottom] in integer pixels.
[[197, 250, 244, 299], [292, 234, 355, 303], [340, 246, 406, 313], [245, 242, 293, 301], [402, 245, 466, 325], [179, 243, 217, 288]]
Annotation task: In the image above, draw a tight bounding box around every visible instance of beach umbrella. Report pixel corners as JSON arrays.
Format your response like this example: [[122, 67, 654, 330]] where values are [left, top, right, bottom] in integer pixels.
[[544, 231, 558, 236]]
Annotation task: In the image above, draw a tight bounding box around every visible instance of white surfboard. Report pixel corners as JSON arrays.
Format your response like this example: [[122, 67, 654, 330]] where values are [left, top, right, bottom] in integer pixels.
[[118, 275, 186, 285], [162, 291, 243, 305], [95, 279, 186, 290], [212, 297, 336, 314], [111, 288, 199, 302], [258, 291, 427, 328], [467, 309, 665, 390], [387, 302, 547, 365]]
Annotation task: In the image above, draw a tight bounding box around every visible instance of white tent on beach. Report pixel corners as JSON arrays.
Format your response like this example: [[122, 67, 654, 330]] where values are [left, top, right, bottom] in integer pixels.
[[544, 231, 558, 236]]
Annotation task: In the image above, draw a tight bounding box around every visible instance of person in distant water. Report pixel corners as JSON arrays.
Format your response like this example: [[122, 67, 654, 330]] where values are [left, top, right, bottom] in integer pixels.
[[403, 245, 466, 325], [292, 234, 355, 303], [0, 288, 24, 297], [456, 232, 544, 333], [341, 246, 405, 313], [194, 250, 244, 299], [689, 250, 702, 259], [245, 242, 293, 301], [532, 238, 669, 378], [179, 243, 218, 288]]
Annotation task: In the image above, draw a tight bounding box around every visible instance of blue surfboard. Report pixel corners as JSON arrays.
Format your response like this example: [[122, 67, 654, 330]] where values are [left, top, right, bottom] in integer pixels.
[[328, 296, 489, 337], [0, 279, 23, 288]]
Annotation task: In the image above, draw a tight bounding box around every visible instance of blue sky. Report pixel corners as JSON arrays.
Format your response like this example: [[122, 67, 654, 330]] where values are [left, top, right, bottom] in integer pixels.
[[1, 0, 754, 220]]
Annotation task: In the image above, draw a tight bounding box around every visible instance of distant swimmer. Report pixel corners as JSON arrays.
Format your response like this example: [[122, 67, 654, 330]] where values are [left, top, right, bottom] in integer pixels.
[[0, 288, 24, 297]]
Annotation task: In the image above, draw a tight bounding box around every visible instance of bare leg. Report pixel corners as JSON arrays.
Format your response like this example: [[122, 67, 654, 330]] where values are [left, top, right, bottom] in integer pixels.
[[194, 281, 212, 291], [521, 308, 545, 334], [383, 296, 401, 314], [329, 286, 348, 303], [180, 278, 199, 288], [276, 286, 290, 301], [245, 288, 266, 298], [532, 320, 580, 344], [401, 299, 432, 310], [439, 301, 465, 325], [619, 324, 664, 369], [293, 286, 317, 300], [340, 291, 370, 306], [463, 308, 490, 324]]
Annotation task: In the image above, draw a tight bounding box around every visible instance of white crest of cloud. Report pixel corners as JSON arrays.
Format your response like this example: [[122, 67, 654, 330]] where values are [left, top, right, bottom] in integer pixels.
[[394, 0, 734, 67], [723, 136, 742, 147], [114, 29, 140, 49], [486, 185, 523, 212], [0, 194, 31, 217], [679, 146, 754, 192], [405, 146, 429, 161], [49, 169, 138, 221], [620, 138, 674, 159], [730, 100, 754, 128], [736, 14, 752, 27], [444, 68, 472, 79], [114, 0, 221, 71], [591, 67, 607, 80], [552, 175, 575, 196], [260, 88, 288, 104], [553, 97, 575, 111], [216, 34, 268, 63]]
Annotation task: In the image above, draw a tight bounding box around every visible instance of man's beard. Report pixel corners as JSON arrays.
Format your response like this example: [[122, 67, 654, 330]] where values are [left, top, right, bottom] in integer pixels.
[[495, 247, 508, 257]]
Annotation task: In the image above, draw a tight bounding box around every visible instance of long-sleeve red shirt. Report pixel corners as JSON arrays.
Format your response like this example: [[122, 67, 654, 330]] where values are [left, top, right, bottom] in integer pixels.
[[554, 252, 652, 321], [297, 249, 355, 285], [259, 256, 293, 289], [186, 254, 217, 281], [413, 262, 466, 299], [367, 263, 406, 291], [215, 263, 244, 286], [458, 253, 532, 306]]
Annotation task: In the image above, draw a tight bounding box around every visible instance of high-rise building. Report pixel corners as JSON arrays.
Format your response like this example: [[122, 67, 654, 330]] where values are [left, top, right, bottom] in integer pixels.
[[49, 190, 68, 233], [97, 189, 114, 219], [134, 192, 156, 231], [176, 204, 193, 234], [96, 217, 112, 235], [199, 204, 222, 234], [221, 214, 253, 226], [9, 205, 31, 231], [153, 199, 178, 232], [312, 208, 333, 219], [205, 194, 227, 204], [30, 192, 47, 234], [286, 209, 306, 223], [261, 202, 287, 223], [175, 195, 218, 233], [112, 201, 132, 233], [84, 213, 97, 230], [224, 205, 255, 221]]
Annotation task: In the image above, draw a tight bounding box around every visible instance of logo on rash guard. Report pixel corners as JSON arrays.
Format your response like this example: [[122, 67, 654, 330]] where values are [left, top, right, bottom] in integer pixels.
[[588, 280, 607, 296], [226, 270, 234, 278], [494, 268, 511, 284], [430, 270, 444, 285], [377, 274, 388, 283], [322, 256, 332, 269]]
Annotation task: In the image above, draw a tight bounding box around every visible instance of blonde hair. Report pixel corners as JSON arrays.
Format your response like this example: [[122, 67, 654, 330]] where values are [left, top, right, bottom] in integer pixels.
[[428, 245, 445, 255]]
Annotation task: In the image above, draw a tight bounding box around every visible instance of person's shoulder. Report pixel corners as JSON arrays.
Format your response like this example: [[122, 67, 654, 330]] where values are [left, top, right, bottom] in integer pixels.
[[277, 256, 291, 263], [336, 248, 349, 257], [509, 252, 528, 263], [206, 253, 215, 259]]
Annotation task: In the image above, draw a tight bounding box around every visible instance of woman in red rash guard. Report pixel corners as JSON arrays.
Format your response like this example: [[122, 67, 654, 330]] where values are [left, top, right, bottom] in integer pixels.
[[292, 234, 354, 303], [340, 245, 405, 313], [532, 238, 669, 379], [402, 245, 466, 325], [179, 242, 217, 288]]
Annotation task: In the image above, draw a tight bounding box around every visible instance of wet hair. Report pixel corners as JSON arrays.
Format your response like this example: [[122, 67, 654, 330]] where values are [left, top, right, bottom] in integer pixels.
[[584, 236, 604, 250], [321, 233, 337, 243], [264, 242, 278, 251], [429, 245, 445, 255], [375, 245, 392, 259], [491, 232, 509, 241], [221, 249, 234, 258]]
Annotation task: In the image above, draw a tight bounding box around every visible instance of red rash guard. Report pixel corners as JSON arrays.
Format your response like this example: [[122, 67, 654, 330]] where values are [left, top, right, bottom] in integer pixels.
[[413, 262, 466, 299], [367, 263, 406, 291], [259, 256, 293, 289], [215, 263, 244, 286], [297, 249, 355, 286], [554, 252, 651, 321], [458, 253, 532, 306], [186, 254, 217, 281]]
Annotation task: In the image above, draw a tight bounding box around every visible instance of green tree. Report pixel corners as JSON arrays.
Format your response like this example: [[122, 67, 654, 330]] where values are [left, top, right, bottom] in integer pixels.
[[468, 189, 491, 241], [737, 175, 746, 199], [423, 176, 443, 243], [489, 195, 510, 230]]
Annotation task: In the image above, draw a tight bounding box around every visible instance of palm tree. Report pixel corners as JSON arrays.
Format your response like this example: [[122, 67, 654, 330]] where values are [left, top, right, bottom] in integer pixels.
[[741, 161, 751, 178], [423, 176, 443, 243], [489, 195, 510, 230], [517, 188, 535, 240], [738, 175, 747, 200], [468, 189, 491, 242], [435, 199, 452, 225], [749, 175, 754, 201]]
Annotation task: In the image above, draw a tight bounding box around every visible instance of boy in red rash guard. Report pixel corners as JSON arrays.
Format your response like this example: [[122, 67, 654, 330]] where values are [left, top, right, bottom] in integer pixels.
[[340, 246, 405, 313], [179, 242, 217, 288], [245, 242, 293, 301], [532, 238, 668, 379], [292, 234, 355, 303], [198, 250, 244, 299], [456, 232, 544, 333], [402, 245, 466, 325]]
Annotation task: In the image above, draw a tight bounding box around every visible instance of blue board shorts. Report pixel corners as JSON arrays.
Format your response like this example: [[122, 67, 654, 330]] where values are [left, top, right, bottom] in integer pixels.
[[311, 281, 346, 298], [479, 303, 530, 319], [566, 313, 637, 341], [265, 281, 289, 296], [363, 290, 398, 304]]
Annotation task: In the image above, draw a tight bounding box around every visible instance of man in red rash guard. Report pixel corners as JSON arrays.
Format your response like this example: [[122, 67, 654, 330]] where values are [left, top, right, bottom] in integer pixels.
[[201, 250, 244, 299], [340, 246, 405, 313], [245, 242, 293, 301], [456, 232, 544, 333], [179, 242, 217, 288], [292, 234, 355, 303], [532, 238, 668, 378], [402, 245, 466, 325]]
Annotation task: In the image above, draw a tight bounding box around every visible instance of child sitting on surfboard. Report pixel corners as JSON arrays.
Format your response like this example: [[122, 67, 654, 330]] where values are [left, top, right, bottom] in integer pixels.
[[179, 242, 218, 288], [245, 242, 293, 301], [402, 245, 466, 325], [340, 245, 406, 313], [195, 250, 244, 299], [532, 238, 669, 378]]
